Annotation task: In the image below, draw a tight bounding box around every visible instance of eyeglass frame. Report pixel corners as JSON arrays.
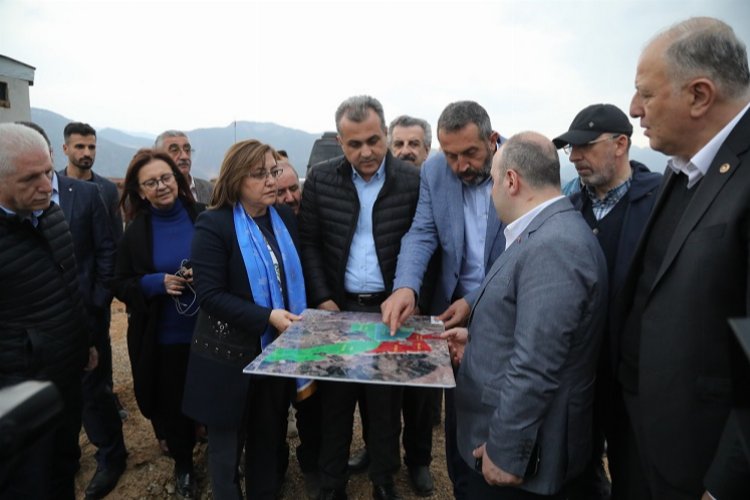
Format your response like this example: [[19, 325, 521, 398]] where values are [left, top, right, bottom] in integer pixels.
[[246, 166, 284, 180], [167, 143, 195, 155], [562, 134, 621, 155], [140, 172, 176, 190]]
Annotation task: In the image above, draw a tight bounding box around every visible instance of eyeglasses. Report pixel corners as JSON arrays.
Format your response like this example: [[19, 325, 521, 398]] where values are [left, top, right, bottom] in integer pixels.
[[247, 167, 283, 180], [167, 144, 195, 155], [563, 135, 620, 155], [140, 173, 175, 190]]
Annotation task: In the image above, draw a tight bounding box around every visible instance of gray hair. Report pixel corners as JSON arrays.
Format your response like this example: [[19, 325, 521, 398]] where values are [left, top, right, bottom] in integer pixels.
[[388, 115, 432, 150], [499, 132, 560, 189], [154, 130, 189, 149], [335, 95, 386, 134], [659, 17, 750, 100], [0, 123, 51, 178], [437, 101, 493, 139]]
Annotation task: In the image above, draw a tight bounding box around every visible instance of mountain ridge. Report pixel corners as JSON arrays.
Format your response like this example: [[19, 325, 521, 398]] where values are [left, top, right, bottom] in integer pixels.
[[31, 108, 321, 179]]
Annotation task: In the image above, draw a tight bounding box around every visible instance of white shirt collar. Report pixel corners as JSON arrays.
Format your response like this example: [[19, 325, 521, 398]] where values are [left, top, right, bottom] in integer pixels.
[[668, 102, 750, 188], [503, 195, 565, 250]]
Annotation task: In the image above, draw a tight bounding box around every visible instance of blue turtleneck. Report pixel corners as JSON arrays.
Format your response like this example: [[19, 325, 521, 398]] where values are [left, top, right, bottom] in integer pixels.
[[138, 198, 197, 344]]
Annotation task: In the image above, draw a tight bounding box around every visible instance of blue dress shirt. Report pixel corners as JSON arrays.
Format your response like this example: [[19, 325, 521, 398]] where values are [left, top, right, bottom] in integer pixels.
[[344, 159, 386, 293]]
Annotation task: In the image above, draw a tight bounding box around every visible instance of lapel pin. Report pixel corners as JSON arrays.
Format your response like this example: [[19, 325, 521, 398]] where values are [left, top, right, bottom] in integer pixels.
[[719, 163, 730, 174]]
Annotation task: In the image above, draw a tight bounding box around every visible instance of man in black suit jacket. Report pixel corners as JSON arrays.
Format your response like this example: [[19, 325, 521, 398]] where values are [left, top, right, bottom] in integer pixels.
[[613, 17, 750, 499], [53, 171, 128, 498], [19, 121, 128, 497]]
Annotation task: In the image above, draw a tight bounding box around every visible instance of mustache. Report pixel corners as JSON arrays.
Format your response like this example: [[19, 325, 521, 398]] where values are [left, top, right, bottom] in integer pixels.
[[398, 153, 417, 162]]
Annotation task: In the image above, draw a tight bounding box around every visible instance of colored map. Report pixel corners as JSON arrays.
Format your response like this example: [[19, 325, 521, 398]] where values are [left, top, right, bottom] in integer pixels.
[[243, 309, 455, 388]]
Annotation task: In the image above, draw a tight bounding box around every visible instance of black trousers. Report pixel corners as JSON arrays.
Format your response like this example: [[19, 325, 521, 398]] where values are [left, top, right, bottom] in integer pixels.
[[295, 389, 322, 474], [446, 386, 471, 499], [81, 316, 127, 469], [154, 343, 195, 472], [468, 469, 565, 499], [401, 386, 439, 466], [566, 358, 613, 500], [0, 376, 82, 500], [318, 380, 403, 490], [616, 391, 691, 500], [207, 376, 292, 499], [360, 385, 438, 467]]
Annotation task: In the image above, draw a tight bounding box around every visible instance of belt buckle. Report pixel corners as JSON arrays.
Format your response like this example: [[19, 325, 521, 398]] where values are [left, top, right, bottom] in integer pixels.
[[357, 293, 371, 306]]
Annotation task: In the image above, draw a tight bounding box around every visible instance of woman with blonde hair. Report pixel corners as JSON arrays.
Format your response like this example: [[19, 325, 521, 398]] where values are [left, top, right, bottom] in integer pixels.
[[182, 140, 306, 499]]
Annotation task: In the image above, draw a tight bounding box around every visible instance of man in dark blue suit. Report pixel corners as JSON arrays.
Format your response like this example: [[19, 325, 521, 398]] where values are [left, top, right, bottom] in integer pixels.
[[53, 170, 128, 498]]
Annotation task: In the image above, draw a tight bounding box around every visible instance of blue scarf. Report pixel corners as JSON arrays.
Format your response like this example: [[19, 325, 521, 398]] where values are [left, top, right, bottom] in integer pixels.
[[234, 203, 313, 398]]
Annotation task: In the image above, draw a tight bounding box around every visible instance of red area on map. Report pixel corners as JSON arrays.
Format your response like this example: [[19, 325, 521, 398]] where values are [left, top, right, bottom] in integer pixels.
[[369, 332, 434, 354]]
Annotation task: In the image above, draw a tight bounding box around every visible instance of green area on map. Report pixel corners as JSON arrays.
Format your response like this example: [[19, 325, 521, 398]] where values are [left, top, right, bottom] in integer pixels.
[[263, 322, 415, 363]]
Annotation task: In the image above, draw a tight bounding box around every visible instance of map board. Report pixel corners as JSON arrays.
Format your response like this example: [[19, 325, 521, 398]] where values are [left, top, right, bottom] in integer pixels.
[[243, 309, 455, 388]]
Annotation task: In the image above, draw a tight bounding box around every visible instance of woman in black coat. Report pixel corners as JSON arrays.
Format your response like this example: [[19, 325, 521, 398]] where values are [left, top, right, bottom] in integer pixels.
[[111, 149, 203, 498], [182, 140, 307, 499]]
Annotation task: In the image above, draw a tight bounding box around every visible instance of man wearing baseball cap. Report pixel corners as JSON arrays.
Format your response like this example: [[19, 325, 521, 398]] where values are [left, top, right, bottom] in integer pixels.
[[553, 103, 662, 500]]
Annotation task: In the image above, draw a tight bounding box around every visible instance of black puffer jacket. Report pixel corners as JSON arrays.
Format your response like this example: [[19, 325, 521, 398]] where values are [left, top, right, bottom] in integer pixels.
[[299, 152, 420, 307], [0, 205, 89, 387]]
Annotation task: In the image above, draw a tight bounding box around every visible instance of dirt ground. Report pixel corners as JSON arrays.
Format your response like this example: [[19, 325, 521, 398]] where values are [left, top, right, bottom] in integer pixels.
[[74, 300, 455, 499]]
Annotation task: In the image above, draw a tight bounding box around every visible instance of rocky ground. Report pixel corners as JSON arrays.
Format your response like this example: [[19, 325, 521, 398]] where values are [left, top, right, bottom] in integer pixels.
[[74, 300, 455, 499]]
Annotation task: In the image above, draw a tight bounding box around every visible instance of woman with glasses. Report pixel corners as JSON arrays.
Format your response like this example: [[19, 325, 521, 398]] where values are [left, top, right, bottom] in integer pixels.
[[112, 149, 203, 499], [182, 139, 307, 499]]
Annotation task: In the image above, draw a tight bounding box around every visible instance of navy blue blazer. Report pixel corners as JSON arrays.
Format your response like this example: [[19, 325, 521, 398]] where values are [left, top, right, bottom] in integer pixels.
[[58, 168, 123, 242], [56, 174, 116, 317], [182, 204, 299, 428]]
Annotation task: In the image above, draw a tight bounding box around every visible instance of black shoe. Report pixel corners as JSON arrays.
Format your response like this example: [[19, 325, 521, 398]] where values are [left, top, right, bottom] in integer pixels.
[[318, 488, 348, 500], [372, 483, 403, 500], [175, 470, 196, 499], [347, 448, 370, 473], [303, 471, 321, 499], [84, 461, 126, 499], [407, 465, 434, 497]]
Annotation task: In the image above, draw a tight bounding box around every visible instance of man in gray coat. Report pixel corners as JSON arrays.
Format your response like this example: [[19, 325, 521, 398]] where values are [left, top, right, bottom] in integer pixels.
[[445, 132, 608, 498]]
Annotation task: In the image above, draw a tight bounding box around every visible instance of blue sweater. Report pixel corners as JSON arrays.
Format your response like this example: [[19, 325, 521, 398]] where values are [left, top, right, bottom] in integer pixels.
[[139, 199, 197, 344]]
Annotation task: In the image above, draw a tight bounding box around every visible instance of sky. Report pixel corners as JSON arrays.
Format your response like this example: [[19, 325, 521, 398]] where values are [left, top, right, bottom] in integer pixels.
[[2, 0, 749, 149]]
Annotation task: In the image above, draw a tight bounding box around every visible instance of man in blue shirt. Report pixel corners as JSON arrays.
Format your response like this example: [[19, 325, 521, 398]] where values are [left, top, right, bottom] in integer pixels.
[[299, 95, 421, 500]]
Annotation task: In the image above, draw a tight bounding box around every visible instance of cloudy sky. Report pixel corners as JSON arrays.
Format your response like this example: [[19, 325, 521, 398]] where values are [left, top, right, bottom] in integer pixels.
[[2, 0, 749, 148]]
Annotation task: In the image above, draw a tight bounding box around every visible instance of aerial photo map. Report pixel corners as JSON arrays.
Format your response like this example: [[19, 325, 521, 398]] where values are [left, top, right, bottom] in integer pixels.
[[243, 309, 455, 388]]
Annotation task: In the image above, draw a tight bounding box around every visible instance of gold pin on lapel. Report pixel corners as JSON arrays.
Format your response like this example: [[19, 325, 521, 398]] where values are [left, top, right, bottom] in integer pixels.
[[719, 163, 731, 174]]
